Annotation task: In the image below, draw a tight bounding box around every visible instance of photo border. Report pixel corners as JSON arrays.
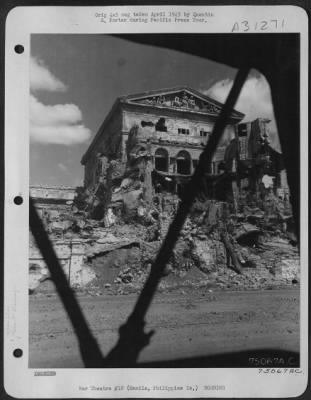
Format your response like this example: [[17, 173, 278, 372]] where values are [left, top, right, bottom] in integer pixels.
[[2, 3, 309, 398]]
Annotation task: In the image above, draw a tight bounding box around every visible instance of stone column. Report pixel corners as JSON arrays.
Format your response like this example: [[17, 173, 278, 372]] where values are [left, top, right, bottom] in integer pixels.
[[169, 156, 175, 174]]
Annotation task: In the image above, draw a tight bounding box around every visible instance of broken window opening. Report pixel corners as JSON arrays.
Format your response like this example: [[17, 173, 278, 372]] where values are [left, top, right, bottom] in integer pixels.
[[178, 128, 190, 135], [176, 150, 191, 175], [155, 117, 167, 132], [237, 123, 248, 137], [154, 148, 169, 172], [200, 130, 209, 137], [141, 120, 154, 127]]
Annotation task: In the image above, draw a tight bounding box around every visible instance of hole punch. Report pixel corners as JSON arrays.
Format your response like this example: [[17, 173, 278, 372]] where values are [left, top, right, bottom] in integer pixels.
[[14, 196, 23, 205], [14, 44, 24, 54], [13, 348, 23, 358]]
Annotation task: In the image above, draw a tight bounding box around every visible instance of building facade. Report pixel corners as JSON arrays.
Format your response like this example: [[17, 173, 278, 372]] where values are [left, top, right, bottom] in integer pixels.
[[30, 186, 77, 213], [30, 186, 77, 232], [223, 118, 288, 195], [81, 87, 244, 192]]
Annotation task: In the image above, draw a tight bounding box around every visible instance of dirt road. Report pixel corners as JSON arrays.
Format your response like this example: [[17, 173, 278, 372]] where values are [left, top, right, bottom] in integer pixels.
[[29, 287, 299, 368]]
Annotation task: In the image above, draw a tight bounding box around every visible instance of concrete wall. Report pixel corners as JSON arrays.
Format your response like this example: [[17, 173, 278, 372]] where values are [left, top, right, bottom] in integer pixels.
[[30, 186, 76, 201], [148, 142, 225, 174], [84, 108, 123, 187], [121, 109, 232, 174], [84, 104, 237, 188], [29, 240, 96, 290], [122, 109, 215, 137], [122, 109, 235, 143]]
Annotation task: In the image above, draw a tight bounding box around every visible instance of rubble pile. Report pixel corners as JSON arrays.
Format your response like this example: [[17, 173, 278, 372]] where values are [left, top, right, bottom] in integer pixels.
[[29, 184, 299, 296], [29, 122, 299, 295]]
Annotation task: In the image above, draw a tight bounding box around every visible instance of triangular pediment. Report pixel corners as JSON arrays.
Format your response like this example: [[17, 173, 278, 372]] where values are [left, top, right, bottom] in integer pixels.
[[123, 87, 244, 119]]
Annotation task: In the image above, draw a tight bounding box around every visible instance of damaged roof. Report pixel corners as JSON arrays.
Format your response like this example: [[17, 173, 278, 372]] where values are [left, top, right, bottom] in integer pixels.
[[81, 86, 245, 165], [121, 86, 244, 119]]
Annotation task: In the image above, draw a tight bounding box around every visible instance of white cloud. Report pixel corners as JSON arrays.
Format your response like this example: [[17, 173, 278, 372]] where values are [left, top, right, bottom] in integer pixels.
[[205, 73, 281, 151], [30, 57, 67, 92], [29, 58, 91, 145], [30, 95, 91, 145], [30, 96, 82, 126]]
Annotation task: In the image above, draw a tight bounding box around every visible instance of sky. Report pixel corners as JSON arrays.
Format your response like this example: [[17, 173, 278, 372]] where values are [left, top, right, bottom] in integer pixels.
[[30, 34, 278, 187]]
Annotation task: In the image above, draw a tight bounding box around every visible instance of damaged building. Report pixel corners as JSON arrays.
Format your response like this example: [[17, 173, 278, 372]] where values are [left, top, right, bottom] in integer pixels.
[[29, 90, 298, 294], [30, 185, 77, 233], [225, 118, 289, 192], [213, 117, 291, 209], [80, 87, 245, 217], [80, 87, 288, 217], [30, 185, 76, 214]]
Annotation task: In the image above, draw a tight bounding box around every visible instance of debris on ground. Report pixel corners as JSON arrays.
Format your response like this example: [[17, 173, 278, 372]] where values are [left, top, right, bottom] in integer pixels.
[[29, 141, 298, 296], [29, 189, 299, 296]]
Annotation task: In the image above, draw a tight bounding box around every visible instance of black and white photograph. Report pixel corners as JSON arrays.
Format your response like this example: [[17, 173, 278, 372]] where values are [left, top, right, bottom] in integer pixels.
[[4, 5, 308, 398], [28, 32, 301, 367]]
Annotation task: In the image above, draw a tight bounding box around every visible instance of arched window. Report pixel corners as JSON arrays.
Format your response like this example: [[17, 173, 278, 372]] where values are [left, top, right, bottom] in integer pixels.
[[176, 150, 192, 175], [154, 148, 169, 172]]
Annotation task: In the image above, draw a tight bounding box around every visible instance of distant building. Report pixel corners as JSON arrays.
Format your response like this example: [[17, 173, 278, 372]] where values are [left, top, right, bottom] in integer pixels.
[[30, 186, 77, 218], [81, 86, 244, 196], [223, 118, 289, 199]]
